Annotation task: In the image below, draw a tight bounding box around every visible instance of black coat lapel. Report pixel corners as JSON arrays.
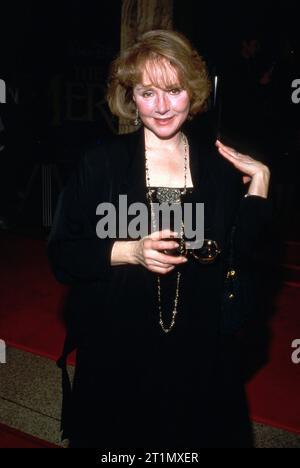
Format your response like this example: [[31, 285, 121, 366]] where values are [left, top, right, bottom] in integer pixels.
[[118, 127, 148, 204]]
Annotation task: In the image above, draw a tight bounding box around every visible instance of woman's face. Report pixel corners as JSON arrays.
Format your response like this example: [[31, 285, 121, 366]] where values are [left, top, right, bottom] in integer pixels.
[[132, 62, 190, 139]]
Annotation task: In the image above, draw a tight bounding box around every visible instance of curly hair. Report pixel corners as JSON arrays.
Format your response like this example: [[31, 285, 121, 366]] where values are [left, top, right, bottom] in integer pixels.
[[107, 29, 211, 122]]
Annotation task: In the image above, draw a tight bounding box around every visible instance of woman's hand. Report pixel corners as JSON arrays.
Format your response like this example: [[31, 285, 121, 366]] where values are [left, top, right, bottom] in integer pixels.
[[131, 229, 188, 274], [215, 140, 270, 198]]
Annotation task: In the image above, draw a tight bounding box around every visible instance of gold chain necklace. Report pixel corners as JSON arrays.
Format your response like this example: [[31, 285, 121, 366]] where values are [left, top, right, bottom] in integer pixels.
[[145, 132, 188, 333]]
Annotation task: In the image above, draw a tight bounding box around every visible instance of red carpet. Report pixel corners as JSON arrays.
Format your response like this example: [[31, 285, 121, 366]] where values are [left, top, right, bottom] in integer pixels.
[[0, 422, 59, 448], [247, 284, 300, 434], [0, 235, 73, 363], [0, 235, 300, 433]]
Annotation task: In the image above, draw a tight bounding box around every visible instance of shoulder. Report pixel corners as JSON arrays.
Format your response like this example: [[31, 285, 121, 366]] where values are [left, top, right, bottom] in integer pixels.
[[80, 129, 141, 174], [186, 127, 242, 186]]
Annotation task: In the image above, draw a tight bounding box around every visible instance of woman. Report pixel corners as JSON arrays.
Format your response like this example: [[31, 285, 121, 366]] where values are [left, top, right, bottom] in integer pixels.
[[48, 30, 271, 448]]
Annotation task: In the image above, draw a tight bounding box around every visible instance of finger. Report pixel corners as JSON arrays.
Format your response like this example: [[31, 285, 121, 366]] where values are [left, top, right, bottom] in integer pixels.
[[148, 259, 173, 268], [216, 140, 241, 156], [216, 142, 241, 159], [216, 139, 236, 152], [217, 145, 240, 163], [149, 229, 179, 241], [217, 146, 254, 168], [217, 147, 258, 178], [149, 256, 175, 266], [216, 140, 254, 162], [153, 240, 180, 251], [152, 250, 188, 265], [243, 175, 252, 184]]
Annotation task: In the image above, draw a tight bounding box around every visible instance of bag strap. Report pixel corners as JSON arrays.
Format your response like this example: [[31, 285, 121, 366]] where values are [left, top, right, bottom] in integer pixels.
[[213, 159, 241, 270], [227, 224, 237, 269]]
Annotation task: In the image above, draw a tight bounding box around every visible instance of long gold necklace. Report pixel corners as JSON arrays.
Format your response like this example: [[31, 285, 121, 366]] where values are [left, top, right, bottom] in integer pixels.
[[145, 132, 188, 333]]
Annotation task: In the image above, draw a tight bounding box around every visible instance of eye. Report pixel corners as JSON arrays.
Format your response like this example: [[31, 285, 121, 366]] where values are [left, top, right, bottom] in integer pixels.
[[169, 88, 182, 95], [142, 90, 153, 98]]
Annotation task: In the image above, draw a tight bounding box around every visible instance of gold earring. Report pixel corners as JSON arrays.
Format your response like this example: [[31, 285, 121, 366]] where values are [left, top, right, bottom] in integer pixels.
[[134, 108, 140, 126]]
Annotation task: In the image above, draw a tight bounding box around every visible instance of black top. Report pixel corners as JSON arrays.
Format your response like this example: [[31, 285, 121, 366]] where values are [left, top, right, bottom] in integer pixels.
[[48, 127, 271, 448]]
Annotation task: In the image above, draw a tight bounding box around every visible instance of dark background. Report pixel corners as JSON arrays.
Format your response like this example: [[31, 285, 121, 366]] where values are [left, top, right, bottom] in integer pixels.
[[0, 0, 299, 232]]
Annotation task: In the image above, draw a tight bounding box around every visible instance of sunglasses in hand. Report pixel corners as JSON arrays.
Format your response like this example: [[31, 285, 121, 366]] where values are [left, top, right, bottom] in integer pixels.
[[161, 237, 221, 264]]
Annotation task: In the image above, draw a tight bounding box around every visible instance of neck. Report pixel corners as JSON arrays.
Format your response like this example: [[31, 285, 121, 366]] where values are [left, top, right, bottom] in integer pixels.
[[144, 128, 182, 152]]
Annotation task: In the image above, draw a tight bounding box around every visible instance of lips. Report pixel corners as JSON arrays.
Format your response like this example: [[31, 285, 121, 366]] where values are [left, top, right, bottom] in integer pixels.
[[154, 117, 174, 125]]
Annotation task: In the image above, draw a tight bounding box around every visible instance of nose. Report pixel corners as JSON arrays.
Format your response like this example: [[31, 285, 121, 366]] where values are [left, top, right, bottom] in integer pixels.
[[156, 91, 170, 114]]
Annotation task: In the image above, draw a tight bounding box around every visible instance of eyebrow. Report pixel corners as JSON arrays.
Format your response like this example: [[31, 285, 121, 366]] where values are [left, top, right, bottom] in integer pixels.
[[135, 84, 153, 90], [136, 83, 182, 91]]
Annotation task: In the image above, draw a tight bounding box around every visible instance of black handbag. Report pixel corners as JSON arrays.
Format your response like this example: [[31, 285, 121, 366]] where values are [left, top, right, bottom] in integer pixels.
[[220, 220, 257, 335]]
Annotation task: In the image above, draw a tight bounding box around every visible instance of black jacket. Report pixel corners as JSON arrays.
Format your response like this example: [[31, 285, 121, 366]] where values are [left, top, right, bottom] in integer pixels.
[[48, 126, 271, 283], [47, 126, 272, 447]]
